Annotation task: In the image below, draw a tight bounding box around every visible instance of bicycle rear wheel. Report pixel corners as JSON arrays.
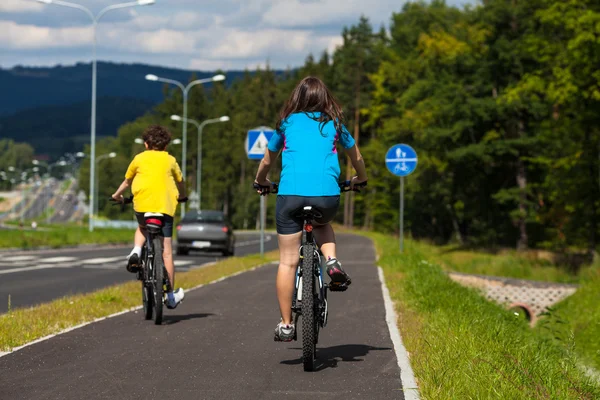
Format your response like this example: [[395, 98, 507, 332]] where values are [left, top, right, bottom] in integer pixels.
[[141, 248, 153, 320], [301, 242, 316, 372], [152, 237, 165, 325]]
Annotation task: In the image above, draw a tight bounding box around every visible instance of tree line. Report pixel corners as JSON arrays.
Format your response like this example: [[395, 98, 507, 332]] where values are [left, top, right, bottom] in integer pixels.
[[80, 0, 600, 257]]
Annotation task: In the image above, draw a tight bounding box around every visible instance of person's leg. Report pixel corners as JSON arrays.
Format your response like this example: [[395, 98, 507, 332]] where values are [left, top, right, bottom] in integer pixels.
[[126, 223, 147, 272], [276, 232, 302, 325], [313, 223, 336, 260], [162, 237, 175, 287]]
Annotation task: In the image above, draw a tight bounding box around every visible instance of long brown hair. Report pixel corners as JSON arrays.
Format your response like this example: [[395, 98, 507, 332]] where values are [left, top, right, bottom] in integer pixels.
[[276, 76, 345, 133]]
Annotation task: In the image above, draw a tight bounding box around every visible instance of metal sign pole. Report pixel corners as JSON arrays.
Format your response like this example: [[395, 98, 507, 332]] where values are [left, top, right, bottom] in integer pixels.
[[400, 176, 404, 253], [260, 194, 265, 256]]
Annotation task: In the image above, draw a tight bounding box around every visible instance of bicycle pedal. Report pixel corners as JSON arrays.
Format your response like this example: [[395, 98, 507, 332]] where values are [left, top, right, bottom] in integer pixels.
[[328, 282, 349, 292]]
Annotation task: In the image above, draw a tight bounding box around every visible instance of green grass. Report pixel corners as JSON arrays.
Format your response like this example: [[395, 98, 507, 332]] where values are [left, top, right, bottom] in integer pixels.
[[0, 250, 278, 351], [427, 244, 593, 284], [534, 268, 600, 372], [365, 233, 600, 399], [0, 225, 132, 249]]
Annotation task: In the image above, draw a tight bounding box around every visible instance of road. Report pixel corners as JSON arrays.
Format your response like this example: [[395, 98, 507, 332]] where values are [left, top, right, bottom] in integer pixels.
[[0, 234, 404, 399], [0, 233, 278, 314]]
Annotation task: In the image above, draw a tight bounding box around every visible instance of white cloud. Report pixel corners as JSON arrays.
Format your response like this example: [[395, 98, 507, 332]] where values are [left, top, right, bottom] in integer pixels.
[[0, 20, 91, 49], [0, 0, 44, 13]]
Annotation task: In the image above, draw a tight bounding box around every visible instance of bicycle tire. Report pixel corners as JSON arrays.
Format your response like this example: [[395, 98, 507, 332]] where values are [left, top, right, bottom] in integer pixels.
[[301, 242, 316, 372], [141, 247, 153, 320], [142, 282, 152, 320], [152, 237, 164, 325]]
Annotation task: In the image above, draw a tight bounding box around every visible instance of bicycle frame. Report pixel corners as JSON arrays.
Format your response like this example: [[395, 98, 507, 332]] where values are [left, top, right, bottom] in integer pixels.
[[292, 218, 328, 328]]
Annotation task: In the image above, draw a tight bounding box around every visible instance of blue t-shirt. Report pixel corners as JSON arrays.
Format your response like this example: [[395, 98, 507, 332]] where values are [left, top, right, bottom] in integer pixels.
[[267, 112, 356, 196]]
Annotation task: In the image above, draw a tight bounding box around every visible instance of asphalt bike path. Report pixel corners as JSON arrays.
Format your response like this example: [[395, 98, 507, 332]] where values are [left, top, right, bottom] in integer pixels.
[[0, 234, 404, 399], [0, 233, 277, 314]]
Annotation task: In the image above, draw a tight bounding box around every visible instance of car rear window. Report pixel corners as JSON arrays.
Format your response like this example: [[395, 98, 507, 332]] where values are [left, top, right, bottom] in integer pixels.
[[183, 211, 225, 223]]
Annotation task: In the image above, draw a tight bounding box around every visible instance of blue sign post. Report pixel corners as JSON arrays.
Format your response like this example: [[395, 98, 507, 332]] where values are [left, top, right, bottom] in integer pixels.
[[246, 126, 275, 256], [386, 144, 418, 253]]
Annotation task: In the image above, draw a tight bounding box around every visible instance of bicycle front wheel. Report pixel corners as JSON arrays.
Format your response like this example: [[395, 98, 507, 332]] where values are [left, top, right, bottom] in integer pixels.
[[301, 242, 316, 372], [152, 237, 165, 325]]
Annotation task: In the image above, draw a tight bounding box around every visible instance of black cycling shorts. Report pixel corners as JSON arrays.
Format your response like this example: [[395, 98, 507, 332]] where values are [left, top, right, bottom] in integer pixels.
[[135, 212, 174, 238], [275, 195, 340, 235]]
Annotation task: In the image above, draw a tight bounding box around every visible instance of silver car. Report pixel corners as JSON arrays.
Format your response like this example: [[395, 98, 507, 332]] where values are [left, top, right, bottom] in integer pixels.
[[175, 210, 235, 256]]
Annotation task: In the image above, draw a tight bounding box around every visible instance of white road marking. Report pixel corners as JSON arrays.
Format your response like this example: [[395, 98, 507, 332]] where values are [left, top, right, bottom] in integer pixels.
[[38, 257, 77, 263], [174, 260, 193, 267], [81, 257, 123, 265], [235, 235, 272, 247], [2, 255, 38, 262], [378, 266, 421, 399], [0, 264, 72, 275]]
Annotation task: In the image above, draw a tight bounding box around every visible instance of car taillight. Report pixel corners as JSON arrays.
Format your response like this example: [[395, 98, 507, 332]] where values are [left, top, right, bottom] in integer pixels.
[[222, 226, 228, 233], [176, 225, 182, 231]]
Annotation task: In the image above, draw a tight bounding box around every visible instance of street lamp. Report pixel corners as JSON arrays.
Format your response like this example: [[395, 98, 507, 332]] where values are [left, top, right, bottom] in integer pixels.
[[170, 114, 229, 211], [37, 0, 155, 232], [94, 152, 116, 225], [145, 73, 226, 216], [134, 138, 182, 145]]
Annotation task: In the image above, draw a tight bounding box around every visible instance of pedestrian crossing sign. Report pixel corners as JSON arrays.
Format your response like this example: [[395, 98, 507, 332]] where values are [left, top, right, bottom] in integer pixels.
[[246, 127, 275, 160]]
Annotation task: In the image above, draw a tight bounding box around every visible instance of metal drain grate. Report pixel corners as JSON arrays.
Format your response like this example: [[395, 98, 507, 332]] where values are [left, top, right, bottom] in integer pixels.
[[448, 272, 578, 325]]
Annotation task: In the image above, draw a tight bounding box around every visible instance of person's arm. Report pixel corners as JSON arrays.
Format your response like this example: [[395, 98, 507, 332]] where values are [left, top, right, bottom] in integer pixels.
[[344, 144, 368, 184], [338, 125, 367, 186], [112, 158, 137, 201], [171, 158, 186, 200], [255, 149, 279, 185], [255, 130, 284, 187], [112, 178, 132, 201], [176, 180, 187, 199]]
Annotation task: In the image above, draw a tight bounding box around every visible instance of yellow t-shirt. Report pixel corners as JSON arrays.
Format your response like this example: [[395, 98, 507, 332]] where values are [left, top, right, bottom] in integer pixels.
[[125, 150, 183, 216]]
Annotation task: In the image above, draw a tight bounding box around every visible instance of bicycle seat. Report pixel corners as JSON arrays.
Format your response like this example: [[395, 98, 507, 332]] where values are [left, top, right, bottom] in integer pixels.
[[293, 206, 323, 221], [143, 212, 164, 233], [144, 212, 164, 218]]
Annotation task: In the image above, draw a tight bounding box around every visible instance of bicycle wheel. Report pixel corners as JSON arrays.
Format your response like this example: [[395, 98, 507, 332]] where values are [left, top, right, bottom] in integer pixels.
[[152, 237, 164, 325], [301, 241, 316, 372], [141, 247, 153, 320], [142, 282, 153, 320]]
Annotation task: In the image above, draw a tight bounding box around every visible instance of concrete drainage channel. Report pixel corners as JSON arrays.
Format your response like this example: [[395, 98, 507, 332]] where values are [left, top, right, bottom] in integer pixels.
[[448, 272, 578, 326]]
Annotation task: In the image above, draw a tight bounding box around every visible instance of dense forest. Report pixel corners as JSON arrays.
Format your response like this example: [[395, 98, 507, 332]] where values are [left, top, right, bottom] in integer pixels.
[[77, 0, 599, 257]]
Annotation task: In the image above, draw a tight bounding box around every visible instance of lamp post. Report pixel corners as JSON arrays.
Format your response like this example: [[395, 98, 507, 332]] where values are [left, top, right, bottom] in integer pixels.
[[37, 0, 155, 232], [94, 152, 116, 226], [170, 115, 229, 211], [145, 73, 226, 216]]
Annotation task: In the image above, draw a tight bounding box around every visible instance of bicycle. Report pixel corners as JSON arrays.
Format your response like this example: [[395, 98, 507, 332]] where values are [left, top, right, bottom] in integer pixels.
[[110, 195, 187, 325], [254, 180, 367, 371]]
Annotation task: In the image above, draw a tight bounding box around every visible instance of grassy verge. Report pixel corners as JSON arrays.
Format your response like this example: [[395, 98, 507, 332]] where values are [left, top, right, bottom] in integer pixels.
[[534, 268, 600, 371], [0, 251, 278, 351], [365, 232, 600, 398], [0, 225, 133, 249], [423, 242, 596, 284]]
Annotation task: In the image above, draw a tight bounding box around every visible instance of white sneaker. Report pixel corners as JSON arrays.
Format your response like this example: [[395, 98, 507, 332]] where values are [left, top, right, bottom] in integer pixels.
[[165, 288, 184, 309]]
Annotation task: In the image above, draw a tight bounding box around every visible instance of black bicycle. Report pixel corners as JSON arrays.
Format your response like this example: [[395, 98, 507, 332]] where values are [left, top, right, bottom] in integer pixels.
[[254, 180, 367, 371], [110, 195, 187, 325]]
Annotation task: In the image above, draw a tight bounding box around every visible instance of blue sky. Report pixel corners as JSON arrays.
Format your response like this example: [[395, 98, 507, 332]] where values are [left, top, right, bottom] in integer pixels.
[[1, 0, 472, 71]]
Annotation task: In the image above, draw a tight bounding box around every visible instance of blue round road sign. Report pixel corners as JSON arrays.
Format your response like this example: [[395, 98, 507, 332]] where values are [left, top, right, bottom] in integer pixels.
[[386, 144, 418, 177]]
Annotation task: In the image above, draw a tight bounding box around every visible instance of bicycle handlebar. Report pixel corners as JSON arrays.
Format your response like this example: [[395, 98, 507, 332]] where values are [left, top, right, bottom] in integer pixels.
[[253, 180, 367, 195], [109, 195, 188, 211]]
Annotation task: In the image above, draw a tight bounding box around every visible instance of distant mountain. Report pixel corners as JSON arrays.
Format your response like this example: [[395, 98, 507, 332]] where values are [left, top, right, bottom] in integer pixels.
[[0, 62, 249, 117], [0, 96, 154, 156], [0, 62, 284, 158]]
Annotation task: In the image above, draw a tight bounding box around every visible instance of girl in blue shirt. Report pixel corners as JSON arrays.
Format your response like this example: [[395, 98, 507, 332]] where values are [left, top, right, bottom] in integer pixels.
[[254, 76, 368, 342]]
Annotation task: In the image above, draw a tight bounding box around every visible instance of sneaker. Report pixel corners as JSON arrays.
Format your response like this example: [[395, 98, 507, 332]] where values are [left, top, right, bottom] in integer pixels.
[[326, 258, 351, 286], [126, 253, 140, 273], [165, 288, 184, 309], [274, 320, 295, 342]]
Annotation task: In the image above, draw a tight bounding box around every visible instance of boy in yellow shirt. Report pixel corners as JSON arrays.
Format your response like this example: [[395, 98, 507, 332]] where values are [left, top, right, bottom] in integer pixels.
[[112, 125, 187, 309]]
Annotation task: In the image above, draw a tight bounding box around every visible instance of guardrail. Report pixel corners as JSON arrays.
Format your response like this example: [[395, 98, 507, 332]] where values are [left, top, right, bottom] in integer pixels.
[[92, 219, 138, 229]]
